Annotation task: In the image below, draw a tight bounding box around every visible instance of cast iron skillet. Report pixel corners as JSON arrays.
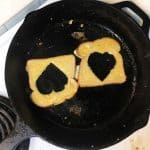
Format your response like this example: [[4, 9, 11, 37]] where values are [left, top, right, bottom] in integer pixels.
[[2, 0, 150, 149]]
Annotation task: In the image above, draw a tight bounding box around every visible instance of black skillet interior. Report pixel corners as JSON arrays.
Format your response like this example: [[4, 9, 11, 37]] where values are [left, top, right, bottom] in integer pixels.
[[5, 0, 150, 149]]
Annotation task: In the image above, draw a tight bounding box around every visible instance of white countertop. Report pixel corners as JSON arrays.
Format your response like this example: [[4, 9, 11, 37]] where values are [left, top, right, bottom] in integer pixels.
[[0, 0, 32, 26], [0, 0, 149, 150]]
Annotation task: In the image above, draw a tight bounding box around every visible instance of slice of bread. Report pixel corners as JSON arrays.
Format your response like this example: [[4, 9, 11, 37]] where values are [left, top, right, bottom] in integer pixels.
[[76, 37, 121, 58], [26, 55, 78, 107], [76, 37, 126, 87]]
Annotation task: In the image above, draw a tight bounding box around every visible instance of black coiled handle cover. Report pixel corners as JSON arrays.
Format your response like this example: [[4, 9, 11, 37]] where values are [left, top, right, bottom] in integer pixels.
[[0, 96, 36, 150], [0, 96, 16, 143]]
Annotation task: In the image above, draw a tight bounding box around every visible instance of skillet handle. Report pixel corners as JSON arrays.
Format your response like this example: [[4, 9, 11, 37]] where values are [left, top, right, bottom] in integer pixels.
[[0, 96, 36, 150], [114, 1, 150, 37]]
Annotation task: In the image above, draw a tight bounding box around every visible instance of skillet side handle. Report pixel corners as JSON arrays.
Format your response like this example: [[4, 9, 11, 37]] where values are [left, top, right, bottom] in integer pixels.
[[0, 96, 36, 150], [113, 1, 150, 37]]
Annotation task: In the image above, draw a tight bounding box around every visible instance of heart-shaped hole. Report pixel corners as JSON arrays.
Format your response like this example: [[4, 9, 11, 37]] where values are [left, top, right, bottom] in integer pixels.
[[36, 63, 68, 94], [88, 52, 116, 81]]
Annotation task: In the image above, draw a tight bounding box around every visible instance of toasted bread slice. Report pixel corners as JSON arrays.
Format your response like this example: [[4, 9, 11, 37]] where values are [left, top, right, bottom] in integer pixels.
[[26, 55, 78, 107], [76, 37, 126, 87]]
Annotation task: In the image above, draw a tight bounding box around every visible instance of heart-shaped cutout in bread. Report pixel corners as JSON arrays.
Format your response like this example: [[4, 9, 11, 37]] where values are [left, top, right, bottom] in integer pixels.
[[26, 55, 78, 108], [36, 63, 68, 94], [76, 37, 126, 87], [88, 52, 116, 81]]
